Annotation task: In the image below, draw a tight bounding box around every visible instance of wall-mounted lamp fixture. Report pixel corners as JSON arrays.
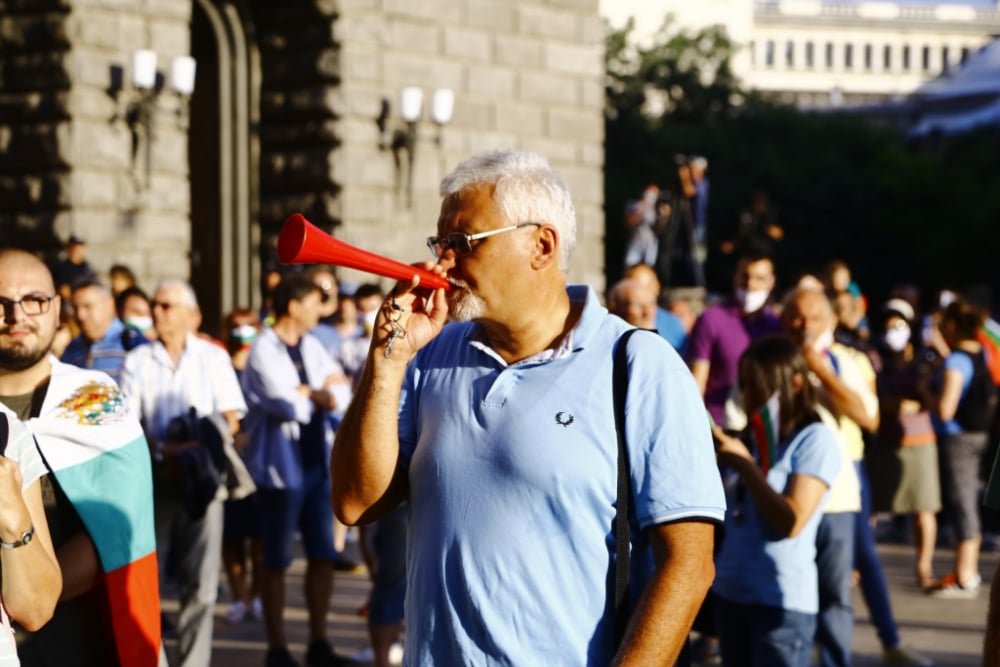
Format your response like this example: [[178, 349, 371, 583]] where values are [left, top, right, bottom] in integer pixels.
[[376, 86, 454, 208], [108, 50, 197, 191], [131, 49, 156, 88], [399, 86, 424, 124], [170, 55, 197, 125], [392, 87, 422, 208], [430, 88, 455, 145]]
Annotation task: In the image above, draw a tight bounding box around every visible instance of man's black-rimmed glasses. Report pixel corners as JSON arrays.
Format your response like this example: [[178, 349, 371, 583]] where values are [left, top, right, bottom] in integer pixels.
[[0, 294, 55, 320]]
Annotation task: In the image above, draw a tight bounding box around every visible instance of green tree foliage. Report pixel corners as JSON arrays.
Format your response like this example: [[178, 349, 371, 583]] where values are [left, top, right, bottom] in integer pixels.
[[606, 17, 745, 123], [606, 18, 1000, 309]]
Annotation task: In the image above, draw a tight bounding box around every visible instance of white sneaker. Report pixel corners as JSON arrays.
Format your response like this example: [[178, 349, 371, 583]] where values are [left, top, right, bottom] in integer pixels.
[[225, 600, 246, 624], [388, 641, 404, 665], [927, 572, 982, 599], [250, 596, 263, 621], [348, 644, 403, 664]]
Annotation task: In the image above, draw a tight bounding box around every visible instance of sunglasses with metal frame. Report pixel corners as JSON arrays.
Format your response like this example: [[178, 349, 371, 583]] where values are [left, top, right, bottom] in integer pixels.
[[426, 222, 541, 259]]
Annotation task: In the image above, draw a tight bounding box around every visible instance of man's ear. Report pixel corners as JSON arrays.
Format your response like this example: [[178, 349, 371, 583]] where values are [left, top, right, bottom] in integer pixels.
[[50, 294, 63, 323], [530, 225, 559, 270]]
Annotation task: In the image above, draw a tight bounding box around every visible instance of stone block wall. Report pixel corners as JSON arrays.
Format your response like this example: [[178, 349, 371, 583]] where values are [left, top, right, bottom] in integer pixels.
[[0, 0, 194, 289], [3, 0, 607, 305], [0, 0, 72, 251], [65, 0, 194, 286], [332, 0, 607, 291]]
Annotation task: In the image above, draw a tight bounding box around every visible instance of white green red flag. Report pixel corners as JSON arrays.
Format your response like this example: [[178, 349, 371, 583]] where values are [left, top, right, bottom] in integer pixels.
[[978, 318, 1000, 385], [1, 359, 161, 666], [749, 391, 780, 474]]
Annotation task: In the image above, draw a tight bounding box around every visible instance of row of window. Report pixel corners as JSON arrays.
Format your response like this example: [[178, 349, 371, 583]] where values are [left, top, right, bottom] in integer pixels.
[[754, 40, 974, 73]]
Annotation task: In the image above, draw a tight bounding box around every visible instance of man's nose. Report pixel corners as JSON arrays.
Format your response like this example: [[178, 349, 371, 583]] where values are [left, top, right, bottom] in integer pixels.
[[436, 252, 457, 272], [2, 302, 28, 325]]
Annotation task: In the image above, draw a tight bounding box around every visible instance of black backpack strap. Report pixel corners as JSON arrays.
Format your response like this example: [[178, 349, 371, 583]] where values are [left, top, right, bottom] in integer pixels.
[[955, 349, 999, 431], [613, 327, 643, 644], [0, 413, 8, 457]]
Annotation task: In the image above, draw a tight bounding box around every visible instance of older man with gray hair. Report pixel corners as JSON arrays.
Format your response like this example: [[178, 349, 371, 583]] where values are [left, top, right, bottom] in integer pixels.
[[122, 279, 247, 667], [332, 150, 724, 665]]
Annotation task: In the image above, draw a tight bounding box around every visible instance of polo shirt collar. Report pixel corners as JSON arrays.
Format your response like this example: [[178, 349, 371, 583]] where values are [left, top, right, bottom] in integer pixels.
[[152, 331, 197, 368], [466, 284, 605, 367], [100, 318, 126, 343]]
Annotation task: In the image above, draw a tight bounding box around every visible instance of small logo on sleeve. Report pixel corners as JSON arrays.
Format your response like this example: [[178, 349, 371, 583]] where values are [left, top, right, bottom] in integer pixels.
[[554, 412, 575, 427]]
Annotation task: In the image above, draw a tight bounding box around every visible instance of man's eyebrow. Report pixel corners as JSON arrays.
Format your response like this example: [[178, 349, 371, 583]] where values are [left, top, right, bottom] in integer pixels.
[[0, 291, 50, 299]]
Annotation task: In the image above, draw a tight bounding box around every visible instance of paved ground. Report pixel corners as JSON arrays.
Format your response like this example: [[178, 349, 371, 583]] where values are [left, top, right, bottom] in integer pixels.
[[849, 542, 994, 667], [163, 540, 997, 666]]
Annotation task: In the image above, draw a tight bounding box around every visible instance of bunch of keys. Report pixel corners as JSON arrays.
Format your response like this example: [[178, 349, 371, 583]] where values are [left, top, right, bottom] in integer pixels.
[[384, 295, 407, 359]]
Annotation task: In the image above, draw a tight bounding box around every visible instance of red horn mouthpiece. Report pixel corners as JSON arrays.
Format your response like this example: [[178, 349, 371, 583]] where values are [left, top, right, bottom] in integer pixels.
[[277, 213, 451, 291]]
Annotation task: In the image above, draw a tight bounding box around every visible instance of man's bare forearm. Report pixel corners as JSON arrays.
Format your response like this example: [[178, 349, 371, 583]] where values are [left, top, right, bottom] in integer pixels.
[[330, 354, 408, 525], [1, 481, 61, 629], [813, 362, 878, 431], [613, 521, 716, 666]]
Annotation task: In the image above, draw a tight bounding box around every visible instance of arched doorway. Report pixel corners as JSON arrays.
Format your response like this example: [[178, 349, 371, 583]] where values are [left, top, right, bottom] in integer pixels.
[[188, 0, 259, 335]]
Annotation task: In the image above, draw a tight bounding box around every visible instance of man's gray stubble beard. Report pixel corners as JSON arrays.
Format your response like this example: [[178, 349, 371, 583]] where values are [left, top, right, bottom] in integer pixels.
[[447, 287, 485, 323]]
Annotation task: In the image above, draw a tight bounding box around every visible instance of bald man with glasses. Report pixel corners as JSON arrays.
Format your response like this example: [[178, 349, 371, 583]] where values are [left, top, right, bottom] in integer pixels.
[[0, 248, 159, 666], [332, 151, 724, 666]]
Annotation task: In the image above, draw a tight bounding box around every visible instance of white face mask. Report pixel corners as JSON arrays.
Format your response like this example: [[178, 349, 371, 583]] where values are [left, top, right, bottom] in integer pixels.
[[811, 328, 834, 352], [231, 324, 259, 344], [883, 324, 911, 352], [126, 316, 153, 332], [736, 288, 769, 314]]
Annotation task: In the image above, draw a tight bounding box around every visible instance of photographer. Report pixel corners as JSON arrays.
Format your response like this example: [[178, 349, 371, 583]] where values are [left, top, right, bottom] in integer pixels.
[[623, 184, 660, 269], [655, 155, 698, 288]]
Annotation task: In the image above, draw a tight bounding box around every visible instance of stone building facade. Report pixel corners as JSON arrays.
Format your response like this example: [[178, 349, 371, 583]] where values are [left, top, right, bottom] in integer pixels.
[[602, 0, 1000, 108], [1, 0, 605, 331]]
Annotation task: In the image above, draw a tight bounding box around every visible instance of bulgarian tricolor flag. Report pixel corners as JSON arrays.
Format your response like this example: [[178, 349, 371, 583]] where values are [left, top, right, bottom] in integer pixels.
[[2, 359, 161, 666], [978, 318, 1000, 386], [749, 391, 780, 474]]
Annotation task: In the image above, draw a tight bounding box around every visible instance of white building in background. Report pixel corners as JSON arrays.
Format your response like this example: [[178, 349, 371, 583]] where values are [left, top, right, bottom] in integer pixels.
[[601, 0, 1000, 108]]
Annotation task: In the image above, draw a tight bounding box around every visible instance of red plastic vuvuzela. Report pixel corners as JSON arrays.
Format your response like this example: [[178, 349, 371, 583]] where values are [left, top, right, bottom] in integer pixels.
[[277, 213, 451, 291]]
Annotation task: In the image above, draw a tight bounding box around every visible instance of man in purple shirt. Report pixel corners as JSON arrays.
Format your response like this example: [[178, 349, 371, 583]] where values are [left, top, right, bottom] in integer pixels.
[[686, 250, 782, 424]]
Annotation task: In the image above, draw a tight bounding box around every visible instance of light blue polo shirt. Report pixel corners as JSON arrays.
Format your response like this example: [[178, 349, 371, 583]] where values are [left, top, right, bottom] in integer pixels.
[[398, 284, 726, 666], [713, 421, 841, 614]]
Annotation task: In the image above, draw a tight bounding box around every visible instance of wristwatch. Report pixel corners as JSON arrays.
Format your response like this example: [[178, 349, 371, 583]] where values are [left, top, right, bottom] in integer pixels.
[[0, 525, 34, 550]]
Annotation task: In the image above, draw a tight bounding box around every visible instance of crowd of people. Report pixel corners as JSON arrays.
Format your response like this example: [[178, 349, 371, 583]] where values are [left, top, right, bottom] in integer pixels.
[[0, 238, 403, 666], [609, 242, 1000, 665], [2, 148, 1000, 667]]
